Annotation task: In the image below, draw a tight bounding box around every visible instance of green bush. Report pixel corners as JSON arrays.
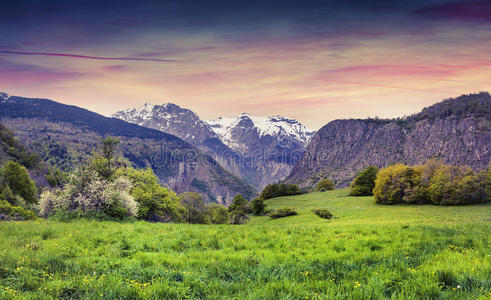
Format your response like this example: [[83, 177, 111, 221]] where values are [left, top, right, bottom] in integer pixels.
[[0, 161, 38, 207], [0, 200, 37, 220], [228, 194, 250, 213], [115, 167, 183, 222], [49, 209, 133, 222], [313, 209, 333, 219], [374, 164, 415, 204], [316, 179, 335, 191], [427, 164, 469, 205], [251, 197, 266, 215], [45, 169, 67, 188], [180, 192, 210, 224], [350, 166, 378, 196], [260, 183, 302, 200], [269, 207, 298, 219], [374, 160, 489, 206], [209, 203, 230, 224]]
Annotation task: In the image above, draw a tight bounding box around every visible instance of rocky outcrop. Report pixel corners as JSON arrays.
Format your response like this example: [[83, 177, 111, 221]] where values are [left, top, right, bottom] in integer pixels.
[[286, 92, 491, 188]]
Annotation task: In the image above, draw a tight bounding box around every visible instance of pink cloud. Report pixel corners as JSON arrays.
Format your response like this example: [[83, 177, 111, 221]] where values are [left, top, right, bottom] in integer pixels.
[[318, 79, 458, 94], [101, 64, 128, 72], [0, 58, 93, 85], [315, 63, 491, 81]]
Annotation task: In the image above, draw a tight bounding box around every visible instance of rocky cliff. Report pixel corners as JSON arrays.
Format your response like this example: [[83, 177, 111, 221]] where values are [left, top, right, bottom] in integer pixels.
[[286, 92, 491, 188]]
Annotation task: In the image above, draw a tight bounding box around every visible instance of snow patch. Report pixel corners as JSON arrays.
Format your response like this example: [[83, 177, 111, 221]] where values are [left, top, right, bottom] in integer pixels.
[[0, 92, 11, 101], [207, 113, 315, 147]]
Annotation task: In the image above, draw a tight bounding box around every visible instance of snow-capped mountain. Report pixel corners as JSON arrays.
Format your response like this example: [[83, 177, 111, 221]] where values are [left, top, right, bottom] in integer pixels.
[[113, 103, 316, 188], [207, 113, 314, 153], [0, 92, 11, 101], [113, 102, 218, 145]]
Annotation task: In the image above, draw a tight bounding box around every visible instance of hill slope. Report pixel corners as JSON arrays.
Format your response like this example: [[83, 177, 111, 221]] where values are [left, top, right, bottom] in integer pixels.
[[0, 92, 255, 203], [287, 92, 491, 188], [0, 121, 53, 187]]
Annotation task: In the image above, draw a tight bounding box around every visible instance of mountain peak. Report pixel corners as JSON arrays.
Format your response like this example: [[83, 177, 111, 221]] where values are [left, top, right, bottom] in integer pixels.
[[0, 92, 10, 100], [113, 101, 218, 145], [207, 113, 315, 148], [141, 102, 155, 109]]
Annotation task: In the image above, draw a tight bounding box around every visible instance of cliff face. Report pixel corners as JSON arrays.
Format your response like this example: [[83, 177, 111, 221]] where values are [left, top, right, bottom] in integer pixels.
[[286, 92, 491, 188]]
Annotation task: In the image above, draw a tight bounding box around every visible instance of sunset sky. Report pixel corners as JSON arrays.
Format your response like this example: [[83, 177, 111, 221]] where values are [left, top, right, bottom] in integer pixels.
[[0, 0, 490, 129]]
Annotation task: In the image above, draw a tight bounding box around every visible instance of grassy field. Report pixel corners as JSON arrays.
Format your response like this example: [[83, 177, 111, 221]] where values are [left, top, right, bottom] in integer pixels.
[[0, 189, 490, 299]]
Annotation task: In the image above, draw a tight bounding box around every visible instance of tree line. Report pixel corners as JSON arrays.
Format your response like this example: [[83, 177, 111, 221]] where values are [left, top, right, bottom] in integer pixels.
[[0, 137, 259, 224], [345, 160, 489, 205]]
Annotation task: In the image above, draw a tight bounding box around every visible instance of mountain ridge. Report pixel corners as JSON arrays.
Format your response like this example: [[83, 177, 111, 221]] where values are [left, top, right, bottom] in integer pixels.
[[113, 102, 315, 188], [0, 93, 256, 203], [286, 92, 491, 188]]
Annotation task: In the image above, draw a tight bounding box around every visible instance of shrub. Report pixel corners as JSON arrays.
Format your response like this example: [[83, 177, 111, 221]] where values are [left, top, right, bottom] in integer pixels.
[[0, 200, 37, 220], [260, 183, 279, 200], [0, 161, 38, 206], [39, 168, 138, 220], [251, 197, 266, 215], [39, 189, 69, 217], [180, 192, 210, 224], [313, 209, 333, 219], [260, 183, 302, 200], [209, 203, 230, 224], [427, 164, 469, 205], [269, 207, 298, 219], [115, 167, 183, 222], [454, 171, 487, 204], [228, 194, 250, 213], [45, 169, 67, 188], [316, 179, 335, 191], [374, 160, 488, 206], [373, 164, 413, 204], [350, 166, 378, 196]]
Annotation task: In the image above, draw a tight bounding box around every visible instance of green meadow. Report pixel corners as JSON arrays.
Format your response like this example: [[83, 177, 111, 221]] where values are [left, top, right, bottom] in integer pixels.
[[0, 189, 490, 299]]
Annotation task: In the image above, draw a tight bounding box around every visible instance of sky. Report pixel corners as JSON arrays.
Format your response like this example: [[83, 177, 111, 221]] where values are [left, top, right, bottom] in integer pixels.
[[0, 0, 490, 129]]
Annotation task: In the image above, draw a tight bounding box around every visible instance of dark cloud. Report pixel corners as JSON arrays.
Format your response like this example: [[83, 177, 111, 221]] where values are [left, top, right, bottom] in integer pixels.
[[133, 47, 217, 58], [0, 50, 181, 62], [413, 1, 491, 23]]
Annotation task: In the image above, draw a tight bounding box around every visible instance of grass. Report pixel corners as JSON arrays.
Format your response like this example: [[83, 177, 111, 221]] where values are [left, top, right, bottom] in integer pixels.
[[0, 189, 490, 299]]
